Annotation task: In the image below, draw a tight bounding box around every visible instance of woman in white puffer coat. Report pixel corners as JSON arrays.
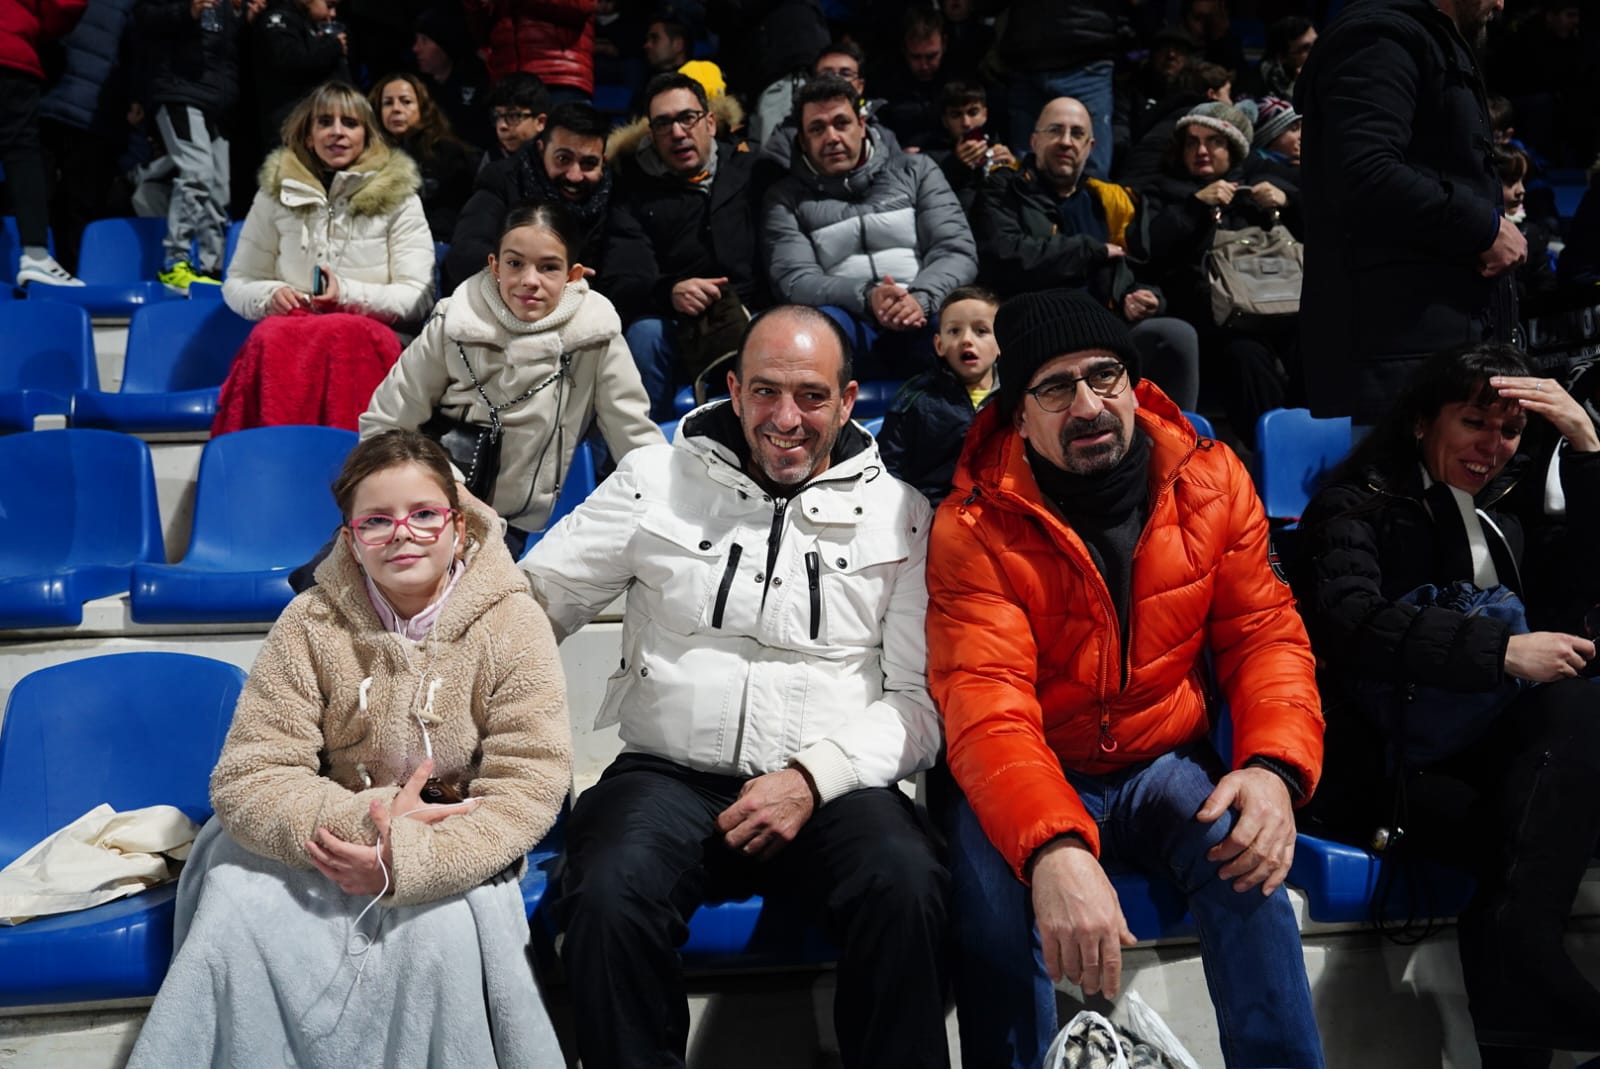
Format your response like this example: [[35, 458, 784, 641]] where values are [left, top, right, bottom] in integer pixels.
[[224, 81, 436, 326], [214, 82, 439, 434]]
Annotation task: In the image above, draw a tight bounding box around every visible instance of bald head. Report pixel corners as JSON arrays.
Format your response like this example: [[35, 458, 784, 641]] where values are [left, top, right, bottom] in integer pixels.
[[1031, 97, 1094, 194], [727, 306, 859, 493]]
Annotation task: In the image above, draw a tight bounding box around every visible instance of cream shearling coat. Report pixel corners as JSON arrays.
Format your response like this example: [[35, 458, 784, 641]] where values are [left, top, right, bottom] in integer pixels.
[[209, 500, 572, 906], [222, 144, 437, 325], [360, 271, 664, 532]]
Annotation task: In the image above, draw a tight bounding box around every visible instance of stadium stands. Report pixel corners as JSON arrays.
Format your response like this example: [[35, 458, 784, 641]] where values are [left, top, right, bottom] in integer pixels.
[[0, 652, 247, 1006], [70, 300, 254, 433], [1254, 407, 1355, 523], [0, 302, 96, 432], [24, 218, 179, 317], [0, 430, 164, 629], [128, 425, 357, 624]]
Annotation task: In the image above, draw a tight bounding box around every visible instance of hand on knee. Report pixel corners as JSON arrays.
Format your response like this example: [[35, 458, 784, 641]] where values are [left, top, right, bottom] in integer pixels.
[[1198, 768, 1296, 895]]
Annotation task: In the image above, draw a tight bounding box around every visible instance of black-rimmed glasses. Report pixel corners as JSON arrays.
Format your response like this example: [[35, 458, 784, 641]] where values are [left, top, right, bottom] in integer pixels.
[[1023, 363, 1129, 412], [350, 507, 456, 546], [647, 109, 707, 134], [493, 109, 535, 125]]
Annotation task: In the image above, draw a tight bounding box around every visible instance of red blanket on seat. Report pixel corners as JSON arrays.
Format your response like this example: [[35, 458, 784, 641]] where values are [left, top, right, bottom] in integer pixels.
[[212, 312, 402, 436]]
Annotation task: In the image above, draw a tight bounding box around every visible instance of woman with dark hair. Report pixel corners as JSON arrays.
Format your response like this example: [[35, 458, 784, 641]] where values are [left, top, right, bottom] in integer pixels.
[[370, 72, 476, 239], [127, 429, 570, 1068], [1295, 343, 1600, 1066]]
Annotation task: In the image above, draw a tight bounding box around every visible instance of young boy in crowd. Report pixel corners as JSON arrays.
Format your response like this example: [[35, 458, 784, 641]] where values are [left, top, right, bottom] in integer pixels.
[[877, 285, 1000, 505], [483, 71, 548, 167], [930, 81, 1014, 213]]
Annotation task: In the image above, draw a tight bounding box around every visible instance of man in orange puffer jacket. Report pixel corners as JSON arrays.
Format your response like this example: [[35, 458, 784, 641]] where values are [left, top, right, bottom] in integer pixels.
[[926, 288, 1326, 1069]]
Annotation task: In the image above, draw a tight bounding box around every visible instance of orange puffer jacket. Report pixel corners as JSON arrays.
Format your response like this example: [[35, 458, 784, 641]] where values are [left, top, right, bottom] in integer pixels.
[[926, 383, 1323, 880]]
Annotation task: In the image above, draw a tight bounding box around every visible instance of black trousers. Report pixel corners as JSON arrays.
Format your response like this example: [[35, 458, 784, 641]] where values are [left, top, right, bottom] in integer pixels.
[[556, 753, 952, 1069], [0, 68, 51, 247]]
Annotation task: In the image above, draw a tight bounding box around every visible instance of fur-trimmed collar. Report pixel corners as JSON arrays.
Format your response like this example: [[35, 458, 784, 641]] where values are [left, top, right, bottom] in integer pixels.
[[605, 93, 747, 159], [258, 144, 422, 216]]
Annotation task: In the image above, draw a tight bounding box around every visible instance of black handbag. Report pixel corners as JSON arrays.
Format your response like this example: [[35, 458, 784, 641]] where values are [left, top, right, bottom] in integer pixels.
[[419, 342, 567, 506]]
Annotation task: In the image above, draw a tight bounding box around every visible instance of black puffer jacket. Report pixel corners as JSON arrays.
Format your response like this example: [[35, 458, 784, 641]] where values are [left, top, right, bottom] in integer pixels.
[[134, 0, 240, 116], [877, 363, 991, 506], [601, 136, 767, 324], [1295, 0, 1515, 422]]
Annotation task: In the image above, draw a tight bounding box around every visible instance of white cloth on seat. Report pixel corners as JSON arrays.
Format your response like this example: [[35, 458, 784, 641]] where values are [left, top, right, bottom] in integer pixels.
[[0, 804, 197, 925], [127, 818, 562, 1069]]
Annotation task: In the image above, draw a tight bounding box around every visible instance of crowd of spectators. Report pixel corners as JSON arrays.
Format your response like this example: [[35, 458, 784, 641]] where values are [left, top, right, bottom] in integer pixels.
[[4, 0, 1592, 459]]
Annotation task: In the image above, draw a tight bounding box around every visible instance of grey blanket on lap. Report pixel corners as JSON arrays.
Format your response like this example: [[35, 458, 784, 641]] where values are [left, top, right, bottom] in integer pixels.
[[128, 818, 563, 1068]]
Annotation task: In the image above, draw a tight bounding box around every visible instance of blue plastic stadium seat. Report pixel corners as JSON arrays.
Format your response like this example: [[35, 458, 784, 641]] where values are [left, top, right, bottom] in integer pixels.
[[520, 440, 599, 556], [1183, 410, 1215, 439], [862, 416, 883, 437], [0, 302, 96, 431], [1254, 407, 1354, 523], [0, 652, 247, 1007], [71, 300, 254, 432], [658, 417, 680, 443], [130, 425, 357, 623], [672, 384, 699, 416], [0, 430, 164, 629], [592, 83, 632, 118], [1288, 832, 1476, 925], [24, 217, 178, 316], [850, 379, 904, 419]]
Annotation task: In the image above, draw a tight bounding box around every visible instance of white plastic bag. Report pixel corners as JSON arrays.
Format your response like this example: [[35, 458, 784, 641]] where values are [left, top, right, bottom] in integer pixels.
[[1045, 1010, 1129, 1069], [1044, 993, 1206, 1069]]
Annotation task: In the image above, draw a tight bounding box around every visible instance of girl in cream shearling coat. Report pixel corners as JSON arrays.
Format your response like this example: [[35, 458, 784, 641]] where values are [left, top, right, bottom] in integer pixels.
[[128, 474, 571, 1068]]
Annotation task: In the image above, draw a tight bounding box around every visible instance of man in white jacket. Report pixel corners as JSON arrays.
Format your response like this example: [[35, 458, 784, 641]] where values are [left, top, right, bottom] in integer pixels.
[[521, 304, 950, 1069]]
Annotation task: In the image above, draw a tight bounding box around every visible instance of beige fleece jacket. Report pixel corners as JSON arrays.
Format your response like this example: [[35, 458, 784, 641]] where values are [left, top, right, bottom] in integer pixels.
[[209, 501, 571, 906]]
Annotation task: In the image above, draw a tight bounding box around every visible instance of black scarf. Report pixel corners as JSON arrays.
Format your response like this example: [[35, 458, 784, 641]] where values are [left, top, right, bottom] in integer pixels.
[[517, 149, 613, 234], [1029, 428, 1152, 679]]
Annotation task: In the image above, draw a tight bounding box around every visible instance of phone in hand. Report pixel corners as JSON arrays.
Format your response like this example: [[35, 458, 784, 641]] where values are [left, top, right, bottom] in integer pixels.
[[312, 264, 326, 297]]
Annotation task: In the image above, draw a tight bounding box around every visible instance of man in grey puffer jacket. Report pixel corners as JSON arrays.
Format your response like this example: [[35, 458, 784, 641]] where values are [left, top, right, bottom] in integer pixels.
[[763, 74, 978, 378]]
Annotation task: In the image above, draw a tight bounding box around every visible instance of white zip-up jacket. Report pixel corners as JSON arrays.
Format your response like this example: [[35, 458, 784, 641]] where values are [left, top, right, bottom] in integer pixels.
[[521, 401, 941, 802]]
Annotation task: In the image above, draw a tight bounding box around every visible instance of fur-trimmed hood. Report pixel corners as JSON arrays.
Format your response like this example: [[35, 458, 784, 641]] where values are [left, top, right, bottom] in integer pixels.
[[258, 143, 422, 217], [605, 93, 747, 160]]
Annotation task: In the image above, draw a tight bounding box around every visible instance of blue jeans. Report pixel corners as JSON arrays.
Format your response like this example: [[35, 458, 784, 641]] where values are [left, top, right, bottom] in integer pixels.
[[945, 743, 1324, 1069], [624, 316, 680, 422], [818, 305, 937, 381], [1007, 61, 1114, 180]]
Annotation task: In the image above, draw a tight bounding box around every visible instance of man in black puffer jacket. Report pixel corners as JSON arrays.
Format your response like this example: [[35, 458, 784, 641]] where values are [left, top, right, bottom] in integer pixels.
[[1296, 0, 1526, 423], [603, 73, 769, 420]]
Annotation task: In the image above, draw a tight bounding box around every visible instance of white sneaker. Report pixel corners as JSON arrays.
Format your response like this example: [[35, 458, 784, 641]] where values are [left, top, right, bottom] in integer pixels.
[[17, 253, 86, 287]]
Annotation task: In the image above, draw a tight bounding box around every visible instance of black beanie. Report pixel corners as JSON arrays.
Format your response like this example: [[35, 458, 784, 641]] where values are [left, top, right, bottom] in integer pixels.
[[995, 289, 1141, 419]]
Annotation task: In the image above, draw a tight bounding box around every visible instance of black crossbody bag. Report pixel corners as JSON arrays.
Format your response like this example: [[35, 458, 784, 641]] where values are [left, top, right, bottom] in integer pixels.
[[419, 341, 567, 505]]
